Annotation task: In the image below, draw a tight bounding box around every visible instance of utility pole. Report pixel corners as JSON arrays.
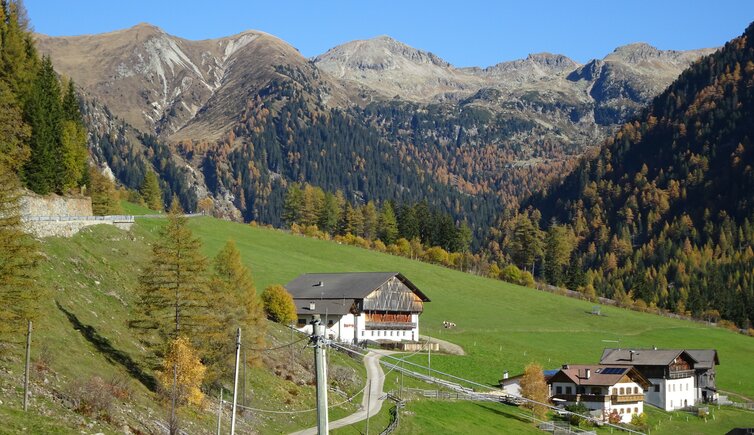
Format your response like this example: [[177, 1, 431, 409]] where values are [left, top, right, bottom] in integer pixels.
[[216, 388, 223, 435], [312, 315, 329, 434], [231, 328, 241, 435], [23, 320, 32, 412]]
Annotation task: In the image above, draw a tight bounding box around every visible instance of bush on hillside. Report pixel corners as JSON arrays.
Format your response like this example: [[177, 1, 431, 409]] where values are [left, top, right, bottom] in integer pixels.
[[262, 284, 297, 324]]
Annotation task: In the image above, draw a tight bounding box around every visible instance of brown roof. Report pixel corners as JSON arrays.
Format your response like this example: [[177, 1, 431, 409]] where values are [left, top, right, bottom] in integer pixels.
[[548, 365, 651, 389], [600, 348, 700, 367]]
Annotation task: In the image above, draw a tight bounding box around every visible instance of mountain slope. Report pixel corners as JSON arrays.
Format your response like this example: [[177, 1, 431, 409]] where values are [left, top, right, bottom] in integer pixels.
[[528, 22, 754, 326], [37, 25, 714, 242]]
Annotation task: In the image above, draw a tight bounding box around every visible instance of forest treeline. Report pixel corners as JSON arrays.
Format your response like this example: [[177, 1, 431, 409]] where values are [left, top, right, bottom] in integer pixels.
[[499, 23, 754, 328]]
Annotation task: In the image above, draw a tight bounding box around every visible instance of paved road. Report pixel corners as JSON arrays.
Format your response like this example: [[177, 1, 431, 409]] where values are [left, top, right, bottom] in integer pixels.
[[290, 351, 385, 435]]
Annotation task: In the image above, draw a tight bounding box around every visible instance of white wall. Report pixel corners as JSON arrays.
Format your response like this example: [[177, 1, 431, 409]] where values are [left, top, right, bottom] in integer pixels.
[[550, 380, 644, 424], [664, 377, 695, 411]]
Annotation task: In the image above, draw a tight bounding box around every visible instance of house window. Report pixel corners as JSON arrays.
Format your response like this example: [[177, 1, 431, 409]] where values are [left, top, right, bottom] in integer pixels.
[[634, 387, 639, 394], [361, 331, 365, 337], [619, 408, 624, 414], [556, 386, 562, 394], [298, 318, 307, 327], [686, 383, 689, 391], [577, 387, 585, 394], [619, 387, 625, 395], [565, 386, 572, 394], [653, 384, 660, 392], [670, 400, 673, 408], [591, 388, 601, 395], [612, 388, 618, 395], [634, 407, 639, 414]]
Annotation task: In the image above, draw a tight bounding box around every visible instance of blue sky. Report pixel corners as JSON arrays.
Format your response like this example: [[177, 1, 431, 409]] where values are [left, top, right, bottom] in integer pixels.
[[25, 1, 754, 67]]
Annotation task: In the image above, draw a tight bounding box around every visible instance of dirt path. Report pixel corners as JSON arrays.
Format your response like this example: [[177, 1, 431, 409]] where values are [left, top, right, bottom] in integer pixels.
[[290, 351, 386, 435]]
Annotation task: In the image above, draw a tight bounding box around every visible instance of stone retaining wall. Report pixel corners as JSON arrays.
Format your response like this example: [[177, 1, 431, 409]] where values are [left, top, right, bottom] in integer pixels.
[[20, 192, 93, 217]]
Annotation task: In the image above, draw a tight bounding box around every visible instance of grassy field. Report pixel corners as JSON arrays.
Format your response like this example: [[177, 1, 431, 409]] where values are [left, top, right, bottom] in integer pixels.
[[156, 217, 754, 398], [0, 222, 368, 434], [4, 212, 754, 433]]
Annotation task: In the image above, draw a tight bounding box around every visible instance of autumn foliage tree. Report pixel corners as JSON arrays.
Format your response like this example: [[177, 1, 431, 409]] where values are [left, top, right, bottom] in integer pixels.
[[156, 336, 206, 433], [261, 284, 297, 324], [519, 362, 549, 419], [205, 240, 266, 380]]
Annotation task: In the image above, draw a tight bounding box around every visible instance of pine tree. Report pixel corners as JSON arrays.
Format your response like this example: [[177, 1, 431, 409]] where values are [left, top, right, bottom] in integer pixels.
[[140, 170, 163, 211], [362, 201, 378, 239], [317, 191, 339, 234], [133, 199, 209, 353], [23, 56, 61, 194], [377, 201, 398, 244], [0, 0, 38, 101], [206, 240, 266, 379], [282, 183, 303, 226]]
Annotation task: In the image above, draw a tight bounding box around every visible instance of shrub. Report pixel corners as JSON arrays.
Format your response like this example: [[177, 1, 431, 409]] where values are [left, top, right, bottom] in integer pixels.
[[630, 412, 648, 428], [262, 284, 297, 324], [66, 376, 114, 419]]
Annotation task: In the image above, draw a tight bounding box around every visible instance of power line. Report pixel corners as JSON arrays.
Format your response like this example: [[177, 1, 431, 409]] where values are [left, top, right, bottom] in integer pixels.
[[221, 384, 367, 415], [245, 335, 309, 352]]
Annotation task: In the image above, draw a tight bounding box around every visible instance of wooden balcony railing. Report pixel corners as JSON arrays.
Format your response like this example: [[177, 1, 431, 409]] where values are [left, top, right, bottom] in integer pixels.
[[669, 369, 695, 379], [552, 394, 607, 403], [611, 394, 644, 403]]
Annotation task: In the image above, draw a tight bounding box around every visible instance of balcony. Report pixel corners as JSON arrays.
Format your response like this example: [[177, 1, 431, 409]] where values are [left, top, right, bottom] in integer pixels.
[[669, 369, 695, 379], [611, 394, 644, 403], [365, 322, 416, 330], [552, 394, 607, 403]]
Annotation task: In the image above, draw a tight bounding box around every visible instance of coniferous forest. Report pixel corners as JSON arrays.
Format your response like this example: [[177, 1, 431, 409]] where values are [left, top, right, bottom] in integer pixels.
[[506, 23, 754, 328]]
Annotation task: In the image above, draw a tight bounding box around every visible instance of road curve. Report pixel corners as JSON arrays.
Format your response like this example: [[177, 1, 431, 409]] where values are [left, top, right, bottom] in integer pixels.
[[290, 351, 386, 435]]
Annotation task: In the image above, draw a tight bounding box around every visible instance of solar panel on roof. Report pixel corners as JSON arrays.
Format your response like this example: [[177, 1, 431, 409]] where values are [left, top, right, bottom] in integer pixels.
[[601, 367, 626, 375]]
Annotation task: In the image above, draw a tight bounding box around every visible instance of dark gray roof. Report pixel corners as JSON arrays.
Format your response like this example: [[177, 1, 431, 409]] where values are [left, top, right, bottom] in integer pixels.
[[294, 298, 355, 316], [600, 348, 698, 366], [685, 349, 720, 369], [285, 272, 429, 301]]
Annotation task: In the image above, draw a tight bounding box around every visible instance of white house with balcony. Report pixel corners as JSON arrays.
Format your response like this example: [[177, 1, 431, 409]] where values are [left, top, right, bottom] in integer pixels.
[[285, 272, 429, 344], [600, 349, 716, 411], [548, 364, 651, 423]]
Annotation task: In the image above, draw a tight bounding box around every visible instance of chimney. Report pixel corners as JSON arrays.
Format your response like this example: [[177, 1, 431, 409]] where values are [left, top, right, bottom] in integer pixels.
[[503, 371, 509, 380], [562, 364, 569, 370], [585, 369, 591, 379], [314, 281, 324, 287], [309, 301, 316, 311]]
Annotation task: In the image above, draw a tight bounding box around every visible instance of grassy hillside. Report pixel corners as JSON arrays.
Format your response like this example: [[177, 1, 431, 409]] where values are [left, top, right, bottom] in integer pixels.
[[2, 214, 753, 433], [0, 222, 368, 434], [159, 217, 754, 399]]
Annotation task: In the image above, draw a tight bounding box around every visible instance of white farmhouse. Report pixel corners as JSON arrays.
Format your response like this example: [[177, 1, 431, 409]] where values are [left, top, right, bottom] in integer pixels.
[[600, 349, 718, 410], [285, 272, 429, 344], [548, 364, 651, 423]]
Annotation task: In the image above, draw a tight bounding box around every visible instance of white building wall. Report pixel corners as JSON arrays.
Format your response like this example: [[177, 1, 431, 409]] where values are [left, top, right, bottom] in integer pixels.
[[664, 377, 695, 411]]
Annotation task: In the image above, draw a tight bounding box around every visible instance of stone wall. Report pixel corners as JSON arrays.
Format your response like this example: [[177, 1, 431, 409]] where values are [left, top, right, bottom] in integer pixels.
[[20, 191, 93, 217]]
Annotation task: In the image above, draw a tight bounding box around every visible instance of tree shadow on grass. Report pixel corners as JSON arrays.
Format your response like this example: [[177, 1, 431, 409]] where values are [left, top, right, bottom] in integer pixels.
[[56, 300, 156, 391], [474, 402, 533, 424]]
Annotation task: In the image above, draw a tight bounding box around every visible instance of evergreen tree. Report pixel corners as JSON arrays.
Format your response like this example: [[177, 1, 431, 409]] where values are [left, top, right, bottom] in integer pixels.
[[0, 0, 38, 101], [282, 183, 303, 226], [133, 199, 210, 353], [543, 224, 575, 286], [318, 191, 339, 234], [510, 214, 544, 273], [140, 170, 163, 211], [22, 56, 61, 194], [362, 201, 378, 239], [377, 201, 398, 244], [398, 204, 419, 240]]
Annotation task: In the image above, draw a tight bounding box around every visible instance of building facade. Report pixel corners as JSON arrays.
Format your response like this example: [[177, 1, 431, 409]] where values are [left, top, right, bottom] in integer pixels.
[[548, 365, 651, 424], [286, 272, 429, 344], [600, 348, 718, 411]]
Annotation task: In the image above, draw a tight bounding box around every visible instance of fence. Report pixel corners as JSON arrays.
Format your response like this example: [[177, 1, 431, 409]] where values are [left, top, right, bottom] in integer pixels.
[[22, 215, 135, 222], [379, 394, 404, 435]]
